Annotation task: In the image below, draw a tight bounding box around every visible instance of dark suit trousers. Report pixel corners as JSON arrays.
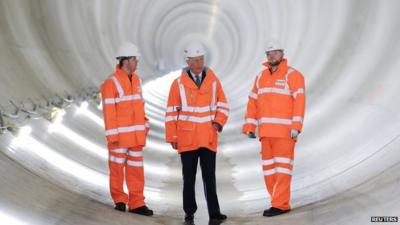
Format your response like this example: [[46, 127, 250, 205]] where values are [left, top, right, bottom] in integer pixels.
[[180, 147, 221, 216]]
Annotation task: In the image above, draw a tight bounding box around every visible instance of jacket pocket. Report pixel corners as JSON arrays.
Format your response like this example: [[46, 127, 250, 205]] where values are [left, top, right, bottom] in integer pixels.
[[177, 120, 195, 147]]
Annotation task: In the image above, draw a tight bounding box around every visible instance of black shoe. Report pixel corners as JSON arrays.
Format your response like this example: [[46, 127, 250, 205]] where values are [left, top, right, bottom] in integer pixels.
[[114, 202, 126, 212], [185, 213, 194, 222], [263, 207, 291, 217], [129, 205, 154, 216], [210, 213, 227, 221]]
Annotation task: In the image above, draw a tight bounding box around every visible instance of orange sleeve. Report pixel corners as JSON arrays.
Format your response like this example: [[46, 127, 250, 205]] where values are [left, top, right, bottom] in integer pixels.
[[100, 79, 119, 143], [242, 75, 259, 134], [213, 78, 229, 128], [165, 79, 181, 143], [288, 71, 306, 132]]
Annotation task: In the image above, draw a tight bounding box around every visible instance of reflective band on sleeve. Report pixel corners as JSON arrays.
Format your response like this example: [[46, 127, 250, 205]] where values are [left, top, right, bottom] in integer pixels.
[[103, 98, 116, 104], [292, 116, 304, 123], [217, 108, 229, 116], [258, 117, 292, 125], [127, 160, 143, 167], [105, 129, 119, 136], [217, 102, 229, 109], [249, 92, 258, 99], [292, 88, 304, 98], [245, 118, 258, 125]]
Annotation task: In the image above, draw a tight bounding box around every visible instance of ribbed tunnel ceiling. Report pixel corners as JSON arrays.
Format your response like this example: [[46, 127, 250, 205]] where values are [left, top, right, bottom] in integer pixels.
[[1, 0, 400, 224]]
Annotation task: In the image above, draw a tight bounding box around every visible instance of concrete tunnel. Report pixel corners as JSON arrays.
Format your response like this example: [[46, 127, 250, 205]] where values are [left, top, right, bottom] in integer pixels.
[[0, 0, 400, 224]]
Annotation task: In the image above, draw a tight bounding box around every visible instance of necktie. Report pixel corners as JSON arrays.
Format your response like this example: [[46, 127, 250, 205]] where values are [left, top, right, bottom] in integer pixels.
[[195, 75, 201, 87]]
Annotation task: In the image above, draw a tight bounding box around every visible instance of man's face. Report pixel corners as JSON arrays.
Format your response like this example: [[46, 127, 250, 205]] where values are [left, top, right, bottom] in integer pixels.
[[266, 50, 284, 66], [186, 55, 205, 74], [126, 57, 138, 72]]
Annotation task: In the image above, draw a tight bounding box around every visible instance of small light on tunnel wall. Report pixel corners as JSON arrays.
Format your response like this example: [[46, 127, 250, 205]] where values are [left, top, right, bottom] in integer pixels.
[[45, 107, 66, 124], [48, 117, 63, 134]]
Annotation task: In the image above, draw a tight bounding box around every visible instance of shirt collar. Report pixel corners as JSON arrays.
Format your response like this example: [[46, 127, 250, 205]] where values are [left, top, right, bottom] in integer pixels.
[[189, 70, 202, 82]]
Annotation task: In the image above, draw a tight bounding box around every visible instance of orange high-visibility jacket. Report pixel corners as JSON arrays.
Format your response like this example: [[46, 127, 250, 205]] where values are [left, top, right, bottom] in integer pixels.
[[165, 67, 229, 153], [242, 59, 305, 138], [101, 65, 150, 149]]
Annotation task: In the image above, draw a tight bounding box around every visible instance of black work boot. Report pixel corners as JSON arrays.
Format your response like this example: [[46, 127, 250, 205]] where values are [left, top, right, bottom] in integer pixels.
[[114, 202, 126, 212], [210, 213, 227, 221], [129, 205, 154, 216], [263, 207, 291, 217]]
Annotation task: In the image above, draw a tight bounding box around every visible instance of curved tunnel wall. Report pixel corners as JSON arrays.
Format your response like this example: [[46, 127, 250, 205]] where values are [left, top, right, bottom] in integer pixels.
[[1, 0, 400, 224]]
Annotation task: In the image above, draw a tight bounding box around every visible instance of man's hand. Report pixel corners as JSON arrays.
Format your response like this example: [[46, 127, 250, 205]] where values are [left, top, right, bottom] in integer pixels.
[[290, 129, 300, 138], [212, 122, 222, 133], [247, 132, 257, 139], [170, 142, 178, 150]]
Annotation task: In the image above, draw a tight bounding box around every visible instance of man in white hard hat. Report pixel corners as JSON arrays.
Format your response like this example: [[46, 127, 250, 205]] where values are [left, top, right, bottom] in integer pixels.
[[100, 42, 153, 216], [242, 39, 306, 217], [165, 41, 229, 223]]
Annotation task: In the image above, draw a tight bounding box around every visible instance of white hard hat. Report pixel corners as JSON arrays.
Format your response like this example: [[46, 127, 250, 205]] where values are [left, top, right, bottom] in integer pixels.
[[184, 41, 206, 59], [265, 39, 284, 53], [116, 42, 141, 59]]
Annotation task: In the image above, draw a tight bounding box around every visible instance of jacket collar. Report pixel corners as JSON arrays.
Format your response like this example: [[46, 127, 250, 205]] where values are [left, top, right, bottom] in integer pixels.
[[114, 65, 138, 82], [115, 65, 129, 77], [263, 58, 289, 74], [180, 67, 216, 91]]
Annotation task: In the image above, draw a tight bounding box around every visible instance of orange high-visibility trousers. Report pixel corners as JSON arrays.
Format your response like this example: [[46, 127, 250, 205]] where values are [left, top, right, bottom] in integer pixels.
[[108, 146, 145, 210], [261, 137, 295, 210]]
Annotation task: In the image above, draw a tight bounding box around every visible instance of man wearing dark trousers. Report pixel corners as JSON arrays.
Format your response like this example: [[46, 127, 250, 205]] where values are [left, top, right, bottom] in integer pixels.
[[165, 41, 230, 223], [181, 148, 220, 218]]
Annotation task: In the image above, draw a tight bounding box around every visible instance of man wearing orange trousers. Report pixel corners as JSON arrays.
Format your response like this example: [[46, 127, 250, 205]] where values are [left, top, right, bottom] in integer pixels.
[[243, 39, 306, 217], [100, 42, 153, 216], [165, 41, 229, 223]]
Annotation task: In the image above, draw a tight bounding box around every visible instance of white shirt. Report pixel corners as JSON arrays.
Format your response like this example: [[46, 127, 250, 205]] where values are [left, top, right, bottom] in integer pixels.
[[190, 70, 202, 84]]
